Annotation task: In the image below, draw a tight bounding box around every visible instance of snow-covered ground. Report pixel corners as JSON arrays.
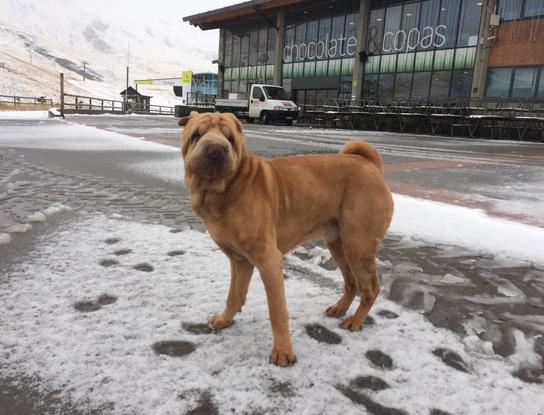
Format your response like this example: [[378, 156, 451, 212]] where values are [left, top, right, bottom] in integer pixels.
[[2, 214, 542, 415], [1, 113, 544, 413]]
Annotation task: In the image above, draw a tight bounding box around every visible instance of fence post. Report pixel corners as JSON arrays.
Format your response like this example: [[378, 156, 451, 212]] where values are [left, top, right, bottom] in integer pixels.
[[59, 73, 65, 117]]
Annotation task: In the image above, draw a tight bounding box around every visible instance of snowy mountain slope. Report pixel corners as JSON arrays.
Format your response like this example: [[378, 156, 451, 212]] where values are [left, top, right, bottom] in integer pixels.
[[0, 0, 235, 103]]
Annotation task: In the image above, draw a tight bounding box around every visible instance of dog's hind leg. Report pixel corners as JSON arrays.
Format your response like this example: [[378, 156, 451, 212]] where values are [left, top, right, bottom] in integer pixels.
[[340, 256, 380, 331], [339, 235, 381, 331], [325, 238, 357, 318], [209, 257, 254, 329]]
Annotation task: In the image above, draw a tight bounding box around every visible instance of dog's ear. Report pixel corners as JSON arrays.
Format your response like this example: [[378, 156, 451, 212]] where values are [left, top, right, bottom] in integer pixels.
[[178, 111, 200, 127]]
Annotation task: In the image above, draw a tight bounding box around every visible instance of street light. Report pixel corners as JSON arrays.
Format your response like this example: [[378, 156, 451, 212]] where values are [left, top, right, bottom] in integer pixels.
[[82, 61, 89, 81]]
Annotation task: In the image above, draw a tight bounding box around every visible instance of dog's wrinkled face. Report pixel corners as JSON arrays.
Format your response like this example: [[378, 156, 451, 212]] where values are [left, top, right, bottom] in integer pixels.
[[179, 112, 246, 193]]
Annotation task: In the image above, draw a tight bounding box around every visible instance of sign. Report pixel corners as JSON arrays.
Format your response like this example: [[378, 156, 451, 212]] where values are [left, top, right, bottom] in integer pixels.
[[368, 25, 448, 54], [284, 35, 357, 63], [135, 78, 182, 86], [182, 71, 193, 84]]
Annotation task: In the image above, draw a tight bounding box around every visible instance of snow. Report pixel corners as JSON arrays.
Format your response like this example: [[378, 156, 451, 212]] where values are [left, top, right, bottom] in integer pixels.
[[0, 0, 231, 99], [0, 110, 49, 119], [0, 232, 11, 244], [1, 214, 542, 415], [0, 119, 180, 153], [390, 194, 544, 265]]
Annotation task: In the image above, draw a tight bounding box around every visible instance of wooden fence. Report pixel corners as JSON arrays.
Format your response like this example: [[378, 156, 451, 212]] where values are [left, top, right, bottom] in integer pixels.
[[62, 93, 175, 115], [0, 94, 53, 106]]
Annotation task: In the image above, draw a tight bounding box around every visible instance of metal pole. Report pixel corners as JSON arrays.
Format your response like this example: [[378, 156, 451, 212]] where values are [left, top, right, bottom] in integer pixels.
[[124, 66, 129, 114], [60, 73, 65, 118], [83, 62, 87, 81]]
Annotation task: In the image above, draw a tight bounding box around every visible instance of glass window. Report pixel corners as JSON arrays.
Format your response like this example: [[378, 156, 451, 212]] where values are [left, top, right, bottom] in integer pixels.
[[267, 28, 276, 65], [524, 0, 544, 17], [418, 0, 441, 51], [412, 71, 432, 97], [284, 25, 295, 63], [328, 59, 342, 76], [499, 0, 523, 20], [367, 8, 385, 55], [318, 16, 332, 60], [240, 34, 249, 66], [395, 73, 412, 98], [296, 90, 306, 105], [400, 2, 420, 53], [486, 67, 513, 97], [454, 47, 476, 70], [383, 5, 402, 54], [306, 20, 319, 58], [379, 73, 395, 98], [295, 22, 307, 62], [414, 50, 434, 71], [304, 61, 316, 77], [264, 86, 288, 100], [315, 60, 328, 76], [316, 89, 329, 105], [457, 0, 482, 47], [438, 0, 461, 49], [397, 53, 415, 72], [363, 74, 379, 97], [451, 70, 473, 98], [433, 49, 455, 70], [430, 71, 452, 97], [249, 30, 258, 65], [306, 90, 318, 106], [511, 67, 538, 97], [258, 28, 268, 65], [330, 15, 346, 59], [232, 33, 240, 67], [539, 68, 544, 97], [345, 13, 357, 57], [225, 31, 232, 67]]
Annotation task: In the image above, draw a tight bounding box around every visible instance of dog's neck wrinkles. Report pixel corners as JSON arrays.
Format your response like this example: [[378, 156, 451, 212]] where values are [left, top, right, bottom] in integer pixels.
[[190, 154, 252, 220]]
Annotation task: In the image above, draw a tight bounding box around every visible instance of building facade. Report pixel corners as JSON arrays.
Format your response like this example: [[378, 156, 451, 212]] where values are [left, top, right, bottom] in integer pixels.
[[184, 0, 544, 104]]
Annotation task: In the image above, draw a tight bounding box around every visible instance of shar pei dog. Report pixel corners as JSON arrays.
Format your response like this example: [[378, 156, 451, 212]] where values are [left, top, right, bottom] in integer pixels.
[[179, 112, 393, 367]]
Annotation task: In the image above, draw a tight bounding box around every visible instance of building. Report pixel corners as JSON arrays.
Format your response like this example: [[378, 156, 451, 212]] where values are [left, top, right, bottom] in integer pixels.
[[184, 0, 544, 105], [119, 86, 152, 111]]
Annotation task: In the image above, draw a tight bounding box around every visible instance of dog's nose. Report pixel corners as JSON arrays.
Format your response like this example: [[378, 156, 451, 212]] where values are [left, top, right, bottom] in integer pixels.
[[206, 143, 227, 165]]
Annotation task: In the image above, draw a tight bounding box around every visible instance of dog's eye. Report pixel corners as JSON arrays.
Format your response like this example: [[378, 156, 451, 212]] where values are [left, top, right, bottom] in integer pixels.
[[191, 132, 201, 142], [225, 135, 234, 145]]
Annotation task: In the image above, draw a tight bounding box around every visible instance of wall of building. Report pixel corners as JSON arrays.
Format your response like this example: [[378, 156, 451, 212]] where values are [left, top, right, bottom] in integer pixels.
[[485, 0, 544, 98]]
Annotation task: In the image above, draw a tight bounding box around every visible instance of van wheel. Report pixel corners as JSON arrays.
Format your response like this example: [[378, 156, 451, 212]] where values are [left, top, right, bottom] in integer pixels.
[[285, 119, 293, 126], [260, 111, 270, 125]]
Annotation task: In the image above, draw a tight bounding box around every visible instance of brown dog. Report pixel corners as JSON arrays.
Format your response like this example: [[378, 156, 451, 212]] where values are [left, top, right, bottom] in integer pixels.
[[179, 112, 394, 367]]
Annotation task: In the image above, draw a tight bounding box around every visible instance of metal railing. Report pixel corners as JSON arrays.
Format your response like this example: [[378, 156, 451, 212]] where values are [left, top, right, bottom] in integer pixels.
[[62, 93, 175, 115], [298, 97, 544, 141]]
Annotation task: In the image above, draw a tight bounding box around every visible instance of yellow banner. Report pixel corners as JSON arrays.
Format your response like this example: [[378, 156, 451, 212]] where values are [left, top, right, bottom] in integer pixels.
[[182, 70, 193, 84], [134, 79, 153, 85]]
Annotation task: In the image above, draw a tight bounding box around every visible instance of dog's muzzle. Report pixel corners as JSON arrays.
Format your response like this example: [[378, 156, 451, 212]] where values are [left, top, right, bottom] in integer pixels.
[[205, 143, 228, 166]]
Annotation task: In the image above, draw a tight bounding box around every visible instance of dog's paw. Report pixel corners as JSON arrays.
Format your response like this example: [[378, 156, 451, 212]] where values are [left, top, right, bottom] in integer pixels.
[[340, 315, 363, 331], [208, 313, 233, 330], [325, 304, 347, 318], [269, 346, 297, 367]]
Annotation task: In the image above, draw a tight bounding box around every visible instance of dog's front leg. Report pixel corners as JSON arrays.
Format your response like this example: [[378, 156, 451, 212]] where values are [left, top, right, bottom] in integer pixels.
[[254, 248, 296, 367], [209, 257, 254, 329]]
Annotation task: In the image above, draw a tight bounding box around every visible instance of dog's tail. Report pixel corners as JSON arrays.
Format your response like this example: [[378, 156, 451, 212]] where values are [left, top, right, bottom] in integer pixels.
[[340, 140, 383, 174]]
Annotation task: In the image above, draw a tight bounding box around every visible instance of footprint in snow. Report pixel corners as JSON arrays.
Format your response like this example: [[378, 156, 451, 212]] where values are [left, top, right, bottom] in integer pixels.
[[104, 237, 121, 244], [113, 248, 132, 256], [133, 263, 154, 272], [100, 258, 119, 267]]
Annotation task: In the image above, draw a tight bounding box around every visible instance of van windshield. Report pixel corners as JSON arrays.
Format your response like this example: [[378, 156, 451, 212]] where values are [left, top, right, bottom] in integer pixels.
[[263, 86, 289, 100]]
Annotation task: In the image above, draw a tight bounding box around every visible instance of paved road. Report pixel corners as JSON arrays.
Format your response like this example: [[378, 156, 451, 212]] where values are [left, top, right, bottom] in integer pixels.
[[1, 114, 543, 413], [69, 114, 544, 227]]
